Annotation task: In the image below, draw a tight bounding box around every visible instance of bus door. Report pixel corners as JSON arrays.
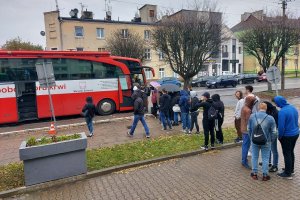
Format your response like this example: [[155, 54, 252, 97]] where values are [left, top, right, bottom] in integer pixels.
[[15, 81, 38, 121], [118, 75, 133, 111]]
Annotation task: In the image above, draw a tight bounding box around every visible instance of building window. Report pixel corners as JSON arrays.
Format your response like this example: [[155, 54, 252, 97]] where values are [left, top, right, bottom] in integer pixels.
[[145, 68, 151, 79], [75, 26, 84, 37], [232, 45, 236, 53], [144, 30, 151, 40], [51, 48, 58, 51], [121, 29, 128, 38], [149, 10, 155, 17], [144, 49, 151, 60], [222, 45, 228, 53], [96, 28, 104, 39], [238, 47, 242, 54], [76, 47, 84, 51], [158, 49, 165, 60], [98, 48, 105, 52], [159, 68, 165, 78]]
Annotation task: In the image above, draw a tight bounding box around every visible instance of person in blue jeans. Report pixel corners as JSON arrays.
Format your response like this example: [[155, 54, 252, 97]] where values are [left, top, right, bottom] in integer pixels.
[[179, 90, 190, 133], [248, 103, 276, 181], [127, 87, 150, 138], [82, 96, 97, 137], [159, 89, 172, 130]]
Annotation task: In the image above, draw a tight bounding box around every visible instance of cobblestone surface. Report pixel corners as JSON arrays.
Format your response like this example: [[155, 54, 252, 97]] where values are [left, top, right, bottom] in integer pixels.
[[5, 143, 300, 200]]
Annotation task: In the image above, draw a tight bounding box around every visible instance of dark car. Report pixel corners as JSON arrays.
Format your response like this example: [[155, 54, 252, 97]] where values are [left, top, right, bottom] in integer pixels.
[[234, 74, 259, 84], [206, 75, 238, 88], [258, 73, 267, 82], [191, 76, 215, 87], [157, 77, 182, 87]]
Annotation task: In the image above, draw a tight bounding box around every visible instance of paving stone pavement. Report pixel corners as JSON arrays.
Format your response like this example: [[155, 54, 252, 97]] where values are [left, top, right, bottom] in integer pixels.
[[5, 143, 300, 200]]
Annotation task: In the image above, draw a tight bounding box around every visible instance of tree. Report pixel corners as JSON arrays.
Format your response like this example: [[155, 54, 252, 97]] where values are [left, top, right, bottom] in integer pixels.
[[1, 37, 43, 51], [152, 9, 222, 88], [237, 16, 300, 90], [107, 30, 146, 61]]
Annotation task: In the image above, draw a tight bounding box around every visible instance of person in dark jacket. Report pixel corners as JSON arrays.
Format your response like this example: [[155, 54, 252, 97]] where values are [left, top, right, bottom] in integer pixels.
[[159, 89, 172, 130], [195, 92, 215, 151], [171, 92, 180, 126], [82, 96, 97, 137], [127, 89, 150, 138], [211, 94, 225, 144], [274, 96, 299, 179], [179, 90, 191, 133], [189, 91, 200, 134]]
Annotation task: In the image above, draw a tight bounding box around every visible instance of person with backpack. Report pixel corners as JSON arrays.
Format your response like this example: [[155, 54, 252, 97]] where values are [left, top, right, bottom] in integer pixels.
[[240, 96, 256, 169], [211, 94, 225, 144], [159, 89, 172, 130], [127, 88, 150, 138], [195, 92, 215, 151], [245, 85, 260, 113], [179, 89, 191, 133], [171, 92, 180, 126], [189, 91, 200, 134], [82, 96, 97, 137], [274, 96, 299, 180], [248, 103, 276, 181]]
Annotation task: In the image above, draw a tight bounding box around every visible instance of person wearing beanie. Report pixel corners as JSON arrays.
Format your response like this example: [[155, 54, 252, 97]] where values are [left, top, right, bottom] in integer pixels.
[[211, 94, 225, 144], [82, 96, 97, 137], [195, 92, 215, 151], [189, 91, 200, 134]]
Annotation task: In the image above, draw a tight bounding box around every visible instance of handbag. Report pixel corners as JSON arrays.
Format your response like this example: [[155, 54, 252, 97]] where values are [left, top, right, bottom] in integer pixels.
[[172, 104, 181, 112]]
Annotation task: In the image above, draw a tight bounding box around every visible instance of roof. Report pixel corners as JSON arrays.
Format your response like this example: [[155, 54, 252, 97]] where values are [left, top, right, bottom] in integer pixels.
[[231, 15, 263, 32], [139, 4, 157, 10], [60, 17, 154, 26]]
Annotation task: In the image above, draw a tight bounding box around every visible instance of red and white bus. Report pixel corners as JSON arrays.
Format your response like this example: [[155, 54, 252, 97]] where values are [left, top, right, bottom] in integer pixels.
[[0, 51, 154, 124]]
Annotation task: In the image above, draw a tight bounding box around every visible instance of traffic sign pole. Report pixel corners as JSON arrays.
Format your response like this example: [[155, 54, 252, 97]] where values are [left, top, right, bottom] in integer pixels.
[[272, 68, 279, 96]]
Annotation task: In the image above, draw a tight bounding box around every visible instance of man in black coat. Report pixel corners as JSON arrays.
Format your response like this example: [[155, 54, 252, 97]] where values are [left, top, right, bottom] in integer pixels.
[[159, 89, 173, 130]]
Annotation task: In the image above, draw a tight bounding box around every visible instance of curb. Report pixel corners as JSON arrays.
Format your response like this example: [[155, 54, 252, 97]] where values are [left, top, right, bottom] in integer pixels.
[[0, 114, 153, 137], [0, 142, 241, 198]]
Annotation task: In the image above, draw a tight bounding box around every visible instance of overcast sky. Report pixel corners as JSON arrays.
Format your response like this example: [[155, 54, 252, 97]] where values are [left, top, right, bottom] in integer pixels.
[[0, 0, 299, 48]]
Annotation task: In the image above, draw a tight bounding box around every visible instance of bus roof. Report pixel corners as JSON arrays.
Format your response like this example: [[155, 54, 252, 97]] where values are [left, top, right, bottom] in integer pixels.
[[0, 50, 111, 57]]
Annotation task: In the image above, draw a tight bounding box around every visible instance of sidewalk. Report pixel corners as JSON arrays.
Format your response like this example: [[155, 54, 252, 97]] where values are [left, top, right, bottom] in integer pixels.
[[5, 143, 300, 199]]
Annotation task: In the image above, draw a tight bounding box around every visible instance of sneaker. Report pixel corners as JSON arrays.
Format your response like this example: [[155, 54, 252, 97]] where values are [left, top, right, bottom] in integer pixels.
[[250, 173, 258, 180], [146, 135, 150, 139], [169, 126, 173, 130], [127, 131, 133, 137], [211, 145, 216, 150], [277, 172, 293, 180], [181, 129, 187, 133], [161, 128, 167, 131], [281, 168, 295, 175], [201, 146, 209, 151], [262, 175, 271, 181], [195, 131, 200, 134], [242, 163, 251, 170], [269, 166, 278, 173]]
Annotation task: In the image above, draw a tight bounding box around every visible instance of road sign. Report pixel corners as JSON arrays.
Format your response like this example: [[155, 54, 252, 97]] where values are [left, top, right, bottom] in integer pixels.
[[266, 66, 281, 84], [36, 62, 56, 88]]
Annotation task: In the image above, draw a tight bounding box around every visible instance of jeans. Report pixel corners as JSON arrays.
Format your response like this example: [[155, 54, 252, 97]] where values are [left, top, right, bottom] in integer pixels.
[[129, 115, 150, 136], [85, 117, 94, 135], [174, 112, 179, 124], [279, 135, 299, 175], [190, 112, 199, 132], [215, 117, 224, 143], [160, 111, 172, 129], [269, 139, 279, 167], [203, 119, 215, 146], [251, 143, 271, 175], [181, 112, 191, 130], [241, 133, 250, 165]]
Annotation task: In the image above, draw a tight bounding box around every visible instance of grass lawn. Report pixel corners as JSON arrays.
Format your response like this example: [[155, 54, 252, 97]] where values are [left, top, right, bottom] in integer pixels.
[[0, 128, 237, 192]]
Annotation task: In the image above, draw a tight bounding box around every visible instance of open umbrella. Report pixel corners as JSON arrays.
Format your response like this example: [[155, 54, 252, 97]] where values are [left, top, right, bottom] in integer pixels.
[[150, 81, 160, 88], [158, 83, 180, 92]]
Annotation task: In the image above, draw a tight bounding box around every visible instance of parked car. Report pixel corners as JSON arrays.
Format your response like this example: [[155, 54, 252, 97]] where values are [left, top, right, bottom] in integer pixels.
[[258, 73, 267, 82], [234, 74, 259, 84], [206, 75, 238, 88], [191, 76, 215, 87], [157, 77, 182, 87]]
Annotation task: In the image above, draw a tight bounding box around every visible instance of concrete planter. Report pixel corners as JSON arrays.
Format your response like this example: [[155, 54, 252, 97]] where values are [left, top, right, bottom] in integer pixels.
[[19, 132, 87, 186]]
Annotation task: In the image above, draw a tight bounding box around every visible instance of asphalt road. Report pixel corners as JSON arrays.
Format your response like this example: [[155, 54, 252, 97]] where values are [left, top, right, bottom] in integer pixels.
[[192, 78, 300, 107]]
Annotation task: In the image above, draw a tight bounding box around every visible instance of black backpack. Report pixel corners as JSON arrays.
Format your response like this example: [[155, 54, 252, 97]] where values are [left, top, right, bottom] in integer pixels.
[[252, 114, 268, 145], [208, 104, 218, 120]]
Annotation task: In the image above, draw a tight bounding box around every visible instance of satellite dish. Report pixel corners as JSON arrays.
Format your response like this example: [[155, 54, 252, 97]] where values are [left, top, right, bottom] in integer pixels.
[[69, 8, 79, 17], [40, 31, 45, 36], [107, 11, 112, 17]]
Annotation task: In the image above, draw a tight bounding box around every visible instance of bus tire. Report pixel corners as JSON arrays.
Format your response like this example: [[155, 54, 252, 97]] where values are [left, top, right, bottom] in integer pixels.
[[97, 99, 116, 115]]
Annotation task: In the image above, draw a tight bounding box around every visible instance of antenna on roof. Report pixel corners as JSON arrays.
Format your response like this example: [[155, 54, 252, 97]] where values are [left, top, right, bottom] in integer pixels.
[[105, 0, 112, 21], [79, 2, 87, 13], [55, 0, 59, 11]]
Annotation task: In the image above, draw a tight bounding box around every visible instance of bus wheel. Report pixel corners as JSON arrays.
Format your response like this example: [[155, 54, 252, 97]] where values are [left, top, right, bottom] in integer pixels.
[[97, 99, 116, 115]]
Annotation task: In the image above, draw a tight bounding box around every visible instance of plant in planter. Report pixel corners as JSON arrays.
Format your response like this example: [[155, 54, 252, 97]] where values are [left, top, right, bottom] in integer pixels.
[[19, 132, 87, 186]]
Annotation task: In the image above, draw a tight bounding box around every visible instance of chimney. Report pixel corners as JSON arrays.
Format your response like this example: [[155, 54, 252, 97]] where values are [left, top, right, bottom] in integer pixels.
[[81, 9, 93, 19]]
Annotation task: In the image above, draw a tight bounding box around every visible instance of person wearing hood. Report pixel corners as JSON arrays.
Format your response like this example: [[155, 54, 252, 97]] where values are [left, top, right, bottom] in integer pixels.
[[159, 89, 172, 130], [179, 89, 191, 133], [189, 91, 200, 134], [82, 96, 97, 137], [212, 94, 225, 144], [127, 86, 150, 138], [195, 92, 215, 151], [171, 92, 180, 126], [240, 95, 256, 169], [274, 96, 299, 179]]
